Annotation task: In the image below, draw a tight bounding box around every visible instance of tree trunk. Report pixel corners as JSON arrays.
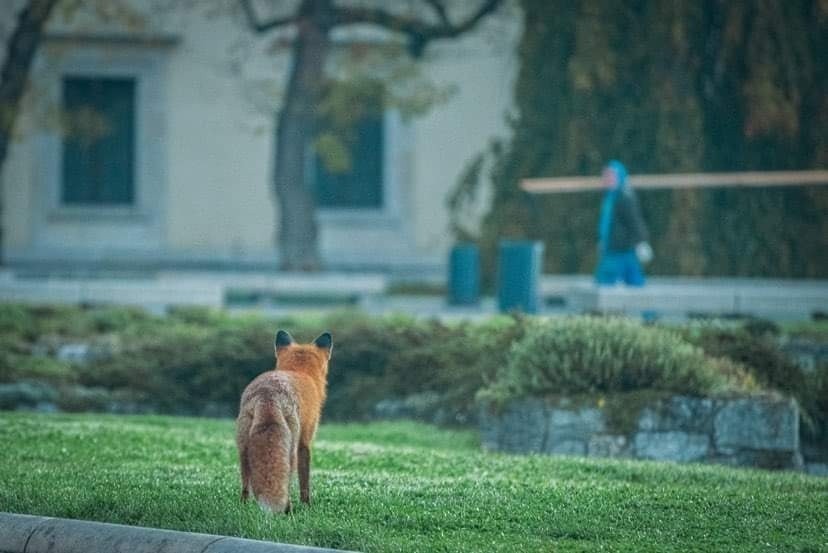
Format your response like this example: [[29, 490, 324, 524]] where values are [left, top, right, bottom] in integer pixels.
[[0, 0, 58, 265], [274, 1, 332, 271]]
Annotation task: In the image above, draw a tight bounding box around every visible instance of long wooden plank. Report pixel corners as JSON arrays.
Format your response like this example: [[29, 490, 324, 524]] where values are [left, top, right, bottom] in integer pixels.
[[521, 170, 828, 193]]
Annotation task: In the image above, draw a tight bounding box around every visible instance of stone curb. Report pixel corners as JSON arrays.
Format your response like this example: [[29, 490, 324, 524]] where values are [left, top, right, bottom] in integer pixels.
[[0, 513, 357, 553]]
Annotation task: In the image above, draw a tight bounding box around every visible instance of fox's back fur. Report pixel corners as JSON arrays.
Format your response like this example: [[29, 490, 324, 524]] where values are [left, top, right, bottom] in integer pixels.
[[236, 331, 331, 513]]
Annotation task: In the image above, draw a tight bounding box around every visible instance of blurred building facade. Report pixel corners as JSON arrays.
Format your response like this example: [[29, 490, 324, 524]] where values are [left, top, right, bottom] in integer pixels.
[[1, 1, 519, 275]]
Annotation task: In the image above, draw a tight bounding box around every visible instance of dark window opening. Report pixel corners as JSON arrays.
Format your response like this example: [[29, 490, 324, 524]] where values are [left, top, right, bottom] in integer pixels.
[[61, 77, 136, 205], [314, 115, 384, 209]]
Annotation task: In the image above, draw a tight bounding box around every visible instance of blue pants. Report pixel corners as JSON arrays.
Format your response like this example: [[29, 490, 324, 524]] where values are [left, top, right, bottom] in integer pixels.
[[595, 251, 645, 287]]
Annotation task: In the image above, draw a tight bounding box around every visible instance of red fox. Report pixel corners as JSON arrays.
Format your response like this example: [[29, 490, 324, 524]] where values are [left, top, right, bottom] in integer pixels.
[[236, 330, 332, 513]]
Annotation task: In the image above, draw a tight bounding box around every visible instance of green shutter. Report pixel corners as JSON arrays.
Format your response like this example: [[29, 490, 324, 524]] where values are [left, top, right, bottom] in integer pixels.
[[62, 77, 136, 205]]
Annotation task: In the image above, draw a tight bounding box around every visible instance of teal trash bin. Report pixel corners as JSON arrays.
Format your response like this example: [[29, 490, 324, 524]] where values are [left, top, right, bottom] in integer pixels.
[[448, 243, 480, 306], [498, 240, 544, 313]]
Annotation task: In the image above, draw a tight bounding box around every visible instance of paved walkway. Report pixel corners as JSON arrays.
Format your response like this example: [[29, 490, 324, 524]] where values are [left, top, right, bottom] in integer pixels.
[[2, 268, 826, 321]]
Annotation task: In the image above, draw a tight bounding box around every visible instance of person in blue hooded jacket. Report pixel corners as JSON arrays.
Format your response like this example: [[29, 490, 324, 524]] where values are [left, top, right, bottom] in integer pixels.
[[595, 160, 653, 286]]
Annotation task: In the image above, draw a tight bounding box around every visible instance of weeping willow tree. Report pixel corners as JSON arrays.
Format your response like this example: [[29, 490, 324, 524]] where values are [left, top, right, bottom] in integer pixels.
[[451, 0, 828, 279]]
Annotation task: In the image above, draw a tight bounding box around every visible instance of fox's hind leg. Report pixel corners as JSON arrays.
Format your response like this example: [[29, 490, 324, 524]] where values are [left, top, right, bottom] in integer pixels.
[[298, 443, 311, 504], [239, 446, 251, 502], [237, 414, 253, 502]]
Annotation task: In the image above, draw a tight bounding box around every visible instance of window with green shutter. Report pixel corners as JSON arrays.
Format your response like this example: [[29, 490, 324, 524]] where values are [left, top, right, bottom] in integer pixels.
[[61, 77, 136, 205], [314, 114, 384, 209]]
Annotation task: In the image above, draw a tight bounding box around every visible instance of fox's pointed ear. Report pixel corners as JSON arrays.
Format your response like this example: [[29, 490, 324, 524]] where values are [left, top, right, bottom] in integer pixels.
[[314, 332, 333, 358], [274, 330, 294, 356]]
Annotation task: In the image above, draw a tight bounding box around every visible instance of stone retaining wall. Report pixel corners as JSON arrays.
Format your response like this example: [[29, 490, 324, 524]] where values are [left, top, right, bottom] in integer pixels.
[[480, 394, 803, 470]]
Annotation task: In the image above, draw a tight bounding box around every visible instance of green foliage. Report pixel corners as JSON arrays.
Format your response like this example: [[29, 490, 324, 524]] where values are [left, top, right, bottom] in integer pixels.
[[683, 322, 801, 396], [2, 413, 827, 552], [684, 320, 828, 441], [321, 313, 538, 422], [780, 319, 828, 341], [12, 356, 75, 383], [77, 317, 275, 415], [5, 304, 826, 437], [451, 0, 828, 280], [316, 44, 456, 175], [0, 303, 35, 339], [480, 317, 753, 405]]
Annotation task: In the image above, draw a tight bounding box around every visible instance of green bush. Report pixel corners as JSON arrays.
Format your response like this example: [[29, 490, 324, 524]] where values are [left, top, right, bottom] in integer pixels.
[[684, 321, 827, 441], [8, 304, 826, 432], [78, 317, 276, 414], [0, 304, 35, 339], [479, 317, 754, 405], [0, 304, 537, 422], [683, 323, 803, 397], [324, 313, 538, 422]]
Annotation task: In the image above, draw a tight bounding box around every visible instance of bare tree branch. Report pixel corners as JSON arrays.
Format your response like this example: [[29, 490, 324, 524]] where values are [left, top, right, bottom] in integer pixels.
[[332, 0, 503, 56], [241, 0, 297, 33], [423, 0, 450, 26]]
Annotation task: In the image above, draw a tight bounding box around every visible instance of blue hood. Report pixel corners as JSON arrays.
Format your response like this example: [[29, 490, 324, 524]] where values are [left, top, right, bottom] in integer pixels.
[[606, 159, 628, 189]]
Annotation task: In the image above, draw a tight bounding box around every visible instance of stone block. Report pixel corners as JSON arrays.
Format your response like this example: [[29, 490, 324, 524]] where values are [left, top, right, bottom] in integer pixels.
[[806, 463, 828, 477], [545, 407, 604, 455], [480, 400, 548, 453], [714, 397, 799, 452], [588, 434, 629, 458], [478, 408, 500, 452], [546, 439, 586, 456], [712, 449, 804, 471], [547, 407, 605, 439], [634, 431, 710, 462], [637, 396, 714, 433], [56, 343, 92, 363], [0, 381, 58, 410]]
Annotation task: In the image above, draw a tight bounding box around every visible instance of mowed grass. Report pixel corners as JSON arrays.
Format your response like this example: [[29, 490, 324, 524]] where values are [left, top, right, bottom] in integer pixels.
[[0, 414, 826, 552]]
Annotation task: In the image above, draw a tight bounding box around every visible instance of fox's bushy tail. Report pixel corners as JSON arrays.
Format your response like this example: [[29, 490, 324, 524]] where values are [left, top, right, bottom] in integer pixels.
[[248, 398, 298, 513]]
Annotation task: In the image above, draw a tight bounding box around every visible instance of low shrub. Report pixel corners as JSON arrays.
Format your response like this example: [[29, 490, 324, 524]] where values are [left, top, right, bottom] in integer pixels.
[[0, 304, 536, 422], [684, 321, 827, 442], [780, 319, 828, 341], [78, 317, 276, 414], [5, 303, 825, 435], [683, 323, 803, 397], [479, 316, 755, 405], [0, 304, 35, 339], [319, 314, 509, 422]]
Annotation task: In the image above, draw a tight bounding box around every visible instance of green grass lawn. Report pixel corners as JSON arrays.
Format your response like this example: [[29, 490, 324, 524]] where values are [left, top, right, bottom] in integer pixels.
[[0, 413, 826, 552]]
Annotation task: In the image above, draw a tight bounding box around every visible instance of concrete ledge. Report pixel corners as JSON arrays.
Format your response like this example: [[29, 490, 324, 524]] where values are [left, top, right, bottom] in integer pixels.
[[540, 274, 828, 319], [0, 278, 223, 309], [0, 270, 387, 310], [0, 513, 354, 553]]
